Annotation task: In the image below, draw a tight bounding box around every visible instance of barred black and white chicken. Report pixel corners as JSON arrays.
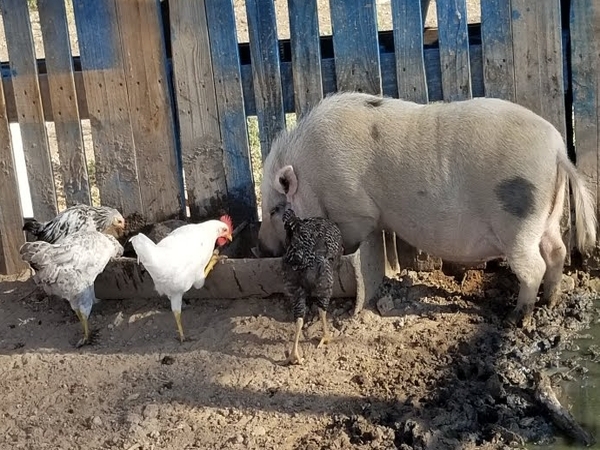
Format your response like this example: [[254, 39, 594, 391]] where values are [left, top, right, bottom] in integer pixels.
[[23, 204, 126, 244], [277, 205, 343, 365], [19, 230, 124, 347]]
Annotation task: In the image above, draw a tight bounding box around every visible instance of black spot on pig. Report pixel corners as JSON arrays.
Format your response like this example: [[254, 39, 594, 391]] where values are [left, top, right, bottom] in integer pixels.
[[370, 124, 381, 142], [365, 97, 384, 108], [494, 176, 536, 219]]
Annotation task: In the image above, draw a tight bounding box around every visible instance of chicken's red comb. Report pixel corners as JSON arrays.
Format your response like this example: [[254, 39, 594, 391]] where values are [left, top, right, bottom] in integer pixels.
[[219, 214, 233, 232]]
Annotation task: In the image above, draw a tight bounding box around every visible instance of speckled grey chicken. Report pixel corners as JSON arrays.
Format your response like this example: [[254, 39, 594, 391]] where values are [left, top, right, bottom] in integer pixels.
[[278, 205, 343, 365], [23, 204, 126, 244], [19, 230, 124, 347]]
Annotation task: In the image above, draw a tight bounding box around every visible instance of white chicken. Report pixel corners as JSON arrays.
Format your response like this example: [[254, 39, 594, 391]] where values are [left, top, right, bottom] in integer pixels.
[[19, 230, 124, 347], [129, 216, 233, 342]]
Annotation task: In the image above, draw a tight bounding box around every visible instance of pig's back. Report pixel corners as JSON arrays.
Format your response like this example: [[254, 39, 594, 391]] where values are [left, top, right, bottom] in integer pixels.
[[269, 92, 563, 257]]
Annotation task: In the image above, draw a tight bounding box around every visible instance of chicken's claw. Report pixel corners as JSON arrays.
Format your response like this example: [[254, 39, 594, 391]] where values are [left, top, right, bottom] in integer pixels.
[[283, 317, 304, 366], [316, 308, 332, 349], [284, 349, 304, 366], [203, 253, 228, 278], [173, 311, 185, 343], [74, 309, 91, 348]]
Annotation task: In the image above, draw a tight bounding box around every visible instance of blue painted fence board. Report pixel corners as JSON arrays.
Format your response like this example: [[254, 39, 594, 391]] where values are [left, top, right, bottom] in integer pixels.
[[287, 0, 323, 118], [480, 0, 515, 101], [205, 0, 257, 223], [329, 0, 382, 94], [436, 0, 472, 101], [570, 0, 600, 224], [391, 0, 428, 103], [246, 0, 286, 160]]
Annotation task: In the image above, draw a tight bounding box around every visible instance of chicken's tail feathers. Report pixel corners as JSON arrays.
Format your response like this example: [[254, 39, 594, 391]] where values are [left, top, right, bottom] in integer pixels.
[[22, 219, 44, 236]]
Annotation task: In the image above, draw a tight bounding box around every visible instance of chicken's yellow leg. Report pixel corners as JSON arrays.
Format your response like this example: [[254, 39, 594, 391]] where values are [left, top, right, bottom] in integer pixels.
[[285, 318, 304, 365], [173, 311, 185, 343], [75, 309, 90, 348], [317, 308, 332, 348], [203, 249, 227, 278]]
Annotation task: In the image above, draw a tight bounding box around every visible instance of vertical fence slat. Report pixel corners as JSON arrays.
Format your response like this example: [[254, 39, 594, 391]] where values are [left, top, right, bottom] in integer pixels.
[[511, 0, 566, 135], [73, 0, 143, 217], [329, 0, 381, 94], [205, 0, 257, 223], [511, 0, 570, 258], [480, 0, 516, 101], [288, 0, 323, 118], [38, 0, 91, 208], [114, 0, 182, 222], [169, 0, 227, 220], [246, 0, 286, 160], [571, 0, 600, 255], [0, 0, 57, 221], [391, 0, 428, 103], [435, 0, 472, 101], [0, 77, 26, 274]]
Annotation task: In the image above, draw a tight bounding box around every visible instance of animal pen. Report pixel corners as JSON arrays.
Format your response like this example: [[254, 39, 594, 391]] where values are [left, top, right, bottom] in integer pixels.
[[0, 0, 598, 309]]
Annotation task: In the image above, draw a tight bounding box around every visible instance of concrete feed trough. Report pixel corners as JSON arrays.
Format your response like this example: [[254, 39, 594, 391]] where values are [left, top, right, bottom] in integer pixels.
[[95, 230, 385, 315]]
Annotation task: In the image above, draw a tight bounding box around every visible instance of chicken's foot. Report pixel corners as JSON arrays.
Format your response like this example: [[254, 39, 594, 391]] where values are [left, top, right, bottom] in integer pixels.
[[75, 309, 90, 348], [317, 307, 332, 348], [173, 311, 185, 343], [285, 318, 304, 365], [203, 249, 228, 278]]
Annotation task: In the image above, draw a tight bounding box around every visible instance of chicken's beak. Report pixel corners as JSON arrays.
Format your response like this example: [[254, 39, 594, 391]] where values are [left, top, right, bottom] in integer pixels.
[[227, 233, 233, 242]]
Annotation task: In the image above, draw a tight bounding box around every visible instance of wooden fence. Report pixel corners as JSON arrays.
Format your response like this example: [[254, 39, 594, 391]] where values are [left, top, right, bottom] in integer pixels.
[[0, 0, 598, 276]]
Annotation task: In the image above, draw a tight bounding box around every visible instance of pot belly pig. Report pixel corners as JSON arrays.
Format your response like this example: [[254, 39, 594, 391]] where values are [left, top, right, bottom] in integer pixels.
[[257, 91, 597, 327]]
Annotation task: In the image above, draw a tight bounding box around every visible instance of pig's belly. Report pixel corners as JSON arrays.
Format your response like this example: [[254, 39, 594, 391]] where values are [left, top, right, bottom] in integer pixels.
[[386, 213, 505, 264]]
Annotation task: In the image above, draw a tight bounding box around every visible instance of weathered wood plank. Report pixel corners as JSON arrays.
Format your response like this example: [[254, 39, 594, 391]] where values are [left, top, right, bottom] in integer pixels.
[[511, 0, 566, 133], [571, 0, 600, 254], [38, 0, 91, 208], [169, 0, 227, 220], [391, 0, 428, 103], [435, 0, 472, 101], [114, 0, 182, 222], [73, 0, 143, 217], [0, 0, 57, 221], [245, 0, 286, 160], [205, 0, 257, 223], [480, 0, 516, 101], [0, 69, 26, 274], [5, 32, 573, 121], [287, 0, 323, 118], [329, 0, 382, 94]]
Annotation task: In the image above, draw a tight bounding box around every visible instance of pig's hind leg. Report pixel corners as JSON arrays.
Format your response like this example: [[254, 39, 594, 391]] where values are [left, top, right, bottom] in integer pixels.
[[505, 243, 547, 328], [539, 225, 567, 309]]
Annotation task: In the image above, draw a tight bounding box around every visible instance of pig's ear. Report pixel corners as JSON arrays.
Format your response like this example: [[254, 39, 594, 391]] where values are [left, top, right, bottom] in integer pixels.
[[275, 165, 298, 197]]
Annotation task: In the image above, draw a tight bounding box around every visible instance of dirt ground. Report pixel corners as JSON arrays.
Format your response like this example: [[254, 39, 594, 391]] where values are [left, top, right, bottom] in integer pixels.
[[1, 264, 599, 450], [4, 2, 596, 450]]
